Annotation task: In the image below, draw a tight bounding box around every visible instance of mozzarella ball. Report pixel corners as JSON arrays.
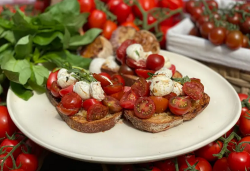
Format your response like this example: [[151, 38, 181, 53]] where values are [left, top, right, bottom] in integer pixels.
[[73, 81, 91, 100], [150, 75, 174, 96], [154, 67, 173, 78], [172, 81, 184, 96], [90, 82, 105, 101], [57, 68, 76, 88], [126, 44, 144, 61]]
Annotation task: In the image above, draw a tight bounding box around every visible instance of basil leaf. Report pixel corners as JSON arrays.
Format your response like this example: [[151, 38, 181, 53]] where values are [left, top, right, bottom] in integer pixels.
[[33, 31, 64, 46], [69, 28, 102, 47], [1, 30, 15, 44], [65, 51, 91, 69], [62, 28, 70, 49], [0, 43, 11, 53], [172, 76, 191, 85], [0, 18, 13, 29], [15, 35, 33, 59], [65, 13, 89, 34], [31, 65, 49, 86], [10, 81, 33, 101]]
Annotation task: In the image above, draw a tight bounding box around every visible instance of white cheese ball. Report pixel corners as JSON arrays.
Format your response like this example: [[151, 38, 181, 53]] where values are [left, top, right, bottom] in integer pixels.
[[89, 58, 106, 74], [104, 56, 120, 70], [150, 75, 174, 96], [172, 81, 184, 96], [155, 67, 173, 78], [57, 68, 76, 88], [126, 44, 144, 61], [73, 81, 91, 100], [90, 82, 105, 101]]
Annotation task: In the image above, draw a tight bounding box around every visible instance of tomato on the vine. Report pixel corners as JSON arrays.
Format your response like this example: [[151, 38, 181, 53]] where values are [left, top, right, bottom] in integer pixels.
[[199, 22, 215, 39], [196, 157, 212, 171], [227, 138, 237, 152], [225, 30, 243, 50], [133, 0, 157, 19], [0, 106, 17, 139], [159, 25, 171, 49], [107, 0, 122, 13], [239, 110, 250, 136], [196, 15, 209, 28], [240, 17, 250, 34], [185, 0, 196, 14], [239, 136, 250, 154], [16, 153, 38, 171], [242, 35, 249, 48], [113, 1, 131, 24], [228, 151, 250, 171], [190, 6, 203, 22], [154, 159, 175, 171], [159, 0, 184, 10], [207, 0, 218, 10], [0, 153, 13, 171], [227, 13, 241, 25], [88, 10, 107, 29], [179, 160, 200, 171], [78, 0, 95, 13], [0, 139, 21, 158], [102, 20, 117, 40], [208, 27, 227, 45], [213, 157, 230, 171], [121, 21, 140, 31], [177, 152, 196, 168]]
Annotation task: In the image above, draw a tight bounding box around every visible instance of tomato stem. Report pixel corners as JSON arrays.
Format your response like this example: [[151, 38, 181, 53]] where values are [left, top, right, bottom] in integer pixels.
[[174, 157, 179, 171]]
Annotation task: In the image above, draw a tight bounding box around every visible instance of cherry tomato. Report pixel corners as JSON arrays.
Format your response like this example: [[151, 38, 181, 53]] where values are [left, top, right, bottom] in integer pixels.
[[131, 77, 149, 97], [102, 96, 122, 113], [78, 0, 95, 13], [121, 164, 134, 171], [0, 153, 13, 171], [0, 139, 21, 158], [240, 17, 250, 34], [57, 103, 79, 116], [0, 106, 17, 139], [87, 103, 109, 121], [239, 110, 250, 136], [120, 90, 139, 109], [113, 2, 131, 24], [126, 13, 135, 22], [103, 84, 123, 95], [154, 159, 175, 171], [179, 160, 200, 171], [208, 27, 226, 45], [119, 64, 135, 75], [88, 10, 107, 29], [223, 127, 233, 138], [133, 0, 156, 19], [149, 96, 168, 113], [110, 91, 124, 101], [240, 3, 250, 12], [160, 0, 184, 10], [159, 25, 171, 49], [207, 0, 218, 10], [163, 92, 177, 100], [16, 153, 38, 171], [242, 35, 249, 48], [124, 86, 131, 92], [107, 0, 122, 13], [200, 22, 215, 39], [185, 0, 196, 14], [213, 157, 230, 171], [146, 54, 165, 71], [238, 93, 250, 117], [50, 81, 61, 98], [189, 27, 201, 37], [239, 136, 250, 154], [225, 30, 243, 50], [22, 139, 43, 158], [135, 69, 155, 79], [147, 14, 157, 26], [183, 82, 203, 100], [121, 21, 140, 31], [126, 58, 146, 69], [190, 6, 203, 22], [169, 64, 176, 75], [196, 15, 209, 28], [227, 138, 237, 152], [227, 13, 241, 25], [228, 151, 250, 171], [47, 70, 59, 90], [169, 96, 191, 115], [195, 141, 223, 162], [196, 157, 212, 171], [61, 92, 82, 109], [134, 97, 155, 119], [82, 99, 102, 111], [116, 39, 136, 64], [59, 84, 74, 97], [111, 74, 125, 86], [177, 152, 196, 168], [93, 73, 111, 87], [102, 20, 118, 40]]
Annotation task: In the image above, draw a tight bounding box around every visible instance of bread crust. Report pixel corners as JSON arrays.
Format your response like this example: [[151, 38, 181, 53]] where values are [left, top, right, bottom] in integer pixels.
[[124, 93, 210, 133], [46, 90, 122, 133]]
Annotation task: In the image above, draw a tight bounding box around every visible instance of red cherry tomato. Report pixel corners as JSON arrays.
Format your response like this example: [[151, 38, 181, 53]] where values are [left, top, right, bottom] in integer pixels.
[[196, 157, 212, 171], [0, 139, 21, 158], [208, 27, 227, 46], [228, 151, 250, 171], [110, 91, 124, 101], [190, 6, 203, 22], [61, 92, 82, 109], [227, 138, 237, 152], [0, 153, 13, 171], [99, 72, 111, 80], [78, 0, 95, 13], [121, 21, 140, 31], [47, 70, 59, 90], [111, 74, 125, 86], [116, 39, 136, 64], [169, 96, 191, 115], [146, 54, 165, 71], [225, 30, 243, 50], [134, 97, 155, 119], [207, 0, 218, 10], [195, 141, 223, 162], [154, 159, 175, 171], [169, 64, 176, 75], [88, 10, 107, 29], [59, 84, 74, 96], [131, 77, 149, 97], [22, 139, 43, 158], [185, 0, 196, 14], [183, 81, 204, 100], [213, 157, 231, 171], [163, 92, 177, 100], [149, 96, 168, 113], [240, 17, 250, 34], [179, 160, 200, 171], [87, 104, 109, 121], [102, 96, 122, 113], [135, 69, 155, 79], [126, 58, 146, 69], [103, 84, 124, 95], [0, 106, 18, 139], [50, 81, 61, 98], [57, 103, 80, 116], [102, 20, 118, 40], [120, 90, 139, 109], [239, 110, 250, 136], [126, 13, 135, 22], [160, 0, 184, 10], [239, 136, 250, 154], [159, 25, 171, 49], [16, 153, 38, 171], [200, 22, 215, 39], [113, 1, 131, 24], [177, 152, 196, 168], [82, 99, 102, 111], [93, 73, 111, 87], [196, 15, 209, 28], [107, 0, 122, 13], [133, 0, 156, 19], [223, 127, 234, 138], [227, 13, 241, 25]]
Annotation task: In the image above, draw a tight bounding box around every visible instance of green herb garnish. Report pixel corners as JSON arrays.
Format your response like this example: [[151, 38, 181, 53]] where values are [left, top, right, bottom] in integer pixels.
[[172, 76, 191, 85], [135, 50, 140, 57], [67, 67, 96, 83]]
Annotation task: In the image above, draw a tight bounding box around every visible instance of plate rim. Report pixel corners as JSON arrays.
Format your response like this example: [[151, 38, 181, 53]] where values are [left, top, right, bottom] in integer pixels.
[[7, 50, 241, 164]]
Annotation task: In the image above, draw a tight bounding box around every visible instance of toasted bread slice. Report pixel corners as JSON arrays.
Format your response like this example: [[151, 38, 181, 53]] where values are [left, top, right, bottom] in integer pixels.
[[124, 93, 210, 133], [46, 90, 122, 133]]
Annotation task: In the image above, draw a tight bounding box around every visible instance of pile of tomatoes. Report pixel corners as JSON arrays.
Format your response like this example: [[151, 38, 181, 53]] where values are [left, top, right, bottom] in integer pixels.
[[0, 106, 42, 171], [186, 0, 250, 50], [78, 0, 184, 48]]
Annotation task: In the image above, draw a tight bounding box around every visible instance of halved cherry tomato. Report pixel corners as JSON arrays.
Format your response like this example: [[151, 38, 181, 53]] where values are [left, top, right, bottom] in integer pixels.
[[119, 64, 135, 75], [149, 96, 168, 113], [61, 92, 82, 109], [116, 39, 136, 64], [134, 97, 155, 119], [111, 74, 125, 86], [47, 70, 59, 90], [124, 86, 131, 92], [121, 21, 140, 31], [82, 99, 102, 111], [102, 96, 122, 113], [135, 69, 155, 79], [126, 58, 146, 69], [120, 90, 139, 109], [191, 78, 204, 91], [163, 92, 177, 100], [103, 84, 124, 95], [110, 91, 124, 101], [169, 96, 191, 115], [169, 64, 176, 75], [146, 54, 165, 71], [131, 77, 149, 97], [57, 103, 79, 116], [50, 81, 61, 98], [99, 72, 111, 80], [87, 104, 109, 121], [59, 84, 74, 96], [93, 73, 111, 87], [183, 82, 203, 100]]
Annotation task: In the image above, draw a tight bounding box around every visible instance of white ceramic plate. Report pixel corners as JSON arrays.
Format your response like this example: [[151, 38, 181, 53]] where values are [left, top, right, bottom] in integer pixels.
[[7, 50, 241, 164]]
